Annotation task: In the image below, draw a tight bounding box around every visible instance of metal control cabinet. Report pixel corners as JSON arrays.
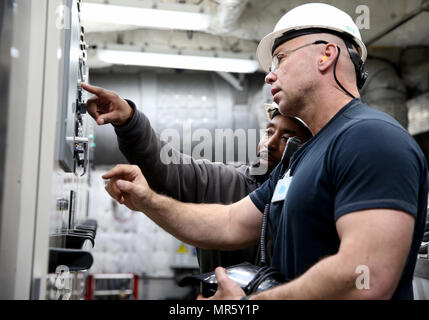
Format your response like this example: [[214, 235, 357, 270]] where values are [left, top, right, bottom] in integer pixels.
[[50, 0, 91, 237], [58, 0, 89, 176], [0, 0, 94, 299], [46, 0, 95, 300]]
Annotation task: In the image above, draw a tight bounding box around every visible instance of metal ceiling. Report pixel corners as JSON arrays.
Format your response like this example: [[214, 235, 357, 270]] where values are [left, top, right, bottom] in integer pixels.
[[82, 0, 429, 71]]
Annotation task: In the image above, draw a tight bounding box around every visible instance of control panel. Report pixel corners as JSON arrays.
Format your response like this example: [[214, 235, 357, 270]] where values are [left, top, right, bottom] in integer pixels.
[[47, 0, 96, 300], [58, 0, 89, 177]]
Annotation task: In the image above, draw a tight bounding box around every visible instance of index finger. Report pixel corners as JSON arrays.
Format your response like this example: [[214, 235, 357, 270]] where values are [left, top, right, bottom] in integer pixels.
[[102, 164, 134, 180], [81, 82, 104, 96]]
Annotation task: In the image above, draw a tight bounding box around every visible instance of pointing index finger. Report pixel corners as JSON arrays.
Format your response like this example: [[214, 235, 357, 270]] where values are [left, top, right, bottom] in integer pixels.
[[102, 164, 131, 180], [81, 82, 103, 96]]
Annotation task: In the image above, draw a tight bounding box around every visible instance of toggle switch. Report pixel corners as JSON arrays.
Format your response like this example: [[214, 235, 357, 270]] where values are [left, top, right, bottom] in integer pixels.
[[76, 99, 86, 114]]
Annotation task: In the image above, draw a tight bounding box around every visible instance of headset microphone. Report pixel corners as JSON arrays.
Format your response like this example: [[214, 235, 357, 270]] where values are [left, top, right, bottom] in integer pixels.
[[280, 136, 302, 176]]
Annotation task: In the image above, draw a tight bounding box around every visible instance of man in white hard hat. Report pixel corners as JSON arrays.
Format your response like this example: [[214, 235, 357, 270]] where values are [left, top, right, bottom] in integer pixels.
[[102, 3, 428, 300]]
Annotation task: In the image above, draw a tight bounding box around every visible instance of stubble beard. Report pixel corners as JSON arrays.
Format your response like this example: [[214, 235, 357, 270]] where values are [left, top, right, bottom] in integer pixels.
[[279, 80, 316, 119]]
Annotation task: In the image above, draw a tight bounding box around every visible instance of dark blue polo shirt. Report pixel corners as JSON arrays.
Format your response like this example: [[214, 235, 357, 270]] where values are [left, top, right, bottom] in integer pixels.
[[249, 99, 428, 299]]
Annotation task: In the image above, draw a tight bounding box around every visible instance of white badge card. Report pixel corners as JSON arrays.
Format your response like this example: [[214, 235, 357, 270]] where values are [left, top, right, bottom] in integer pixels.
[[271, 173, 293, 203]]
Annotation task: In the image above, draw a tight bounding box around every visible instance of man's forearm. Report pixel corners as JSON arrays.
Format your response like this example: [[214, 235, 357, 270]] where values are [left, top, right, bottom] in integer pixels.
[[105, 165, 261, 252], [140, 192, 238, 250], [249, 253, 378, 300]]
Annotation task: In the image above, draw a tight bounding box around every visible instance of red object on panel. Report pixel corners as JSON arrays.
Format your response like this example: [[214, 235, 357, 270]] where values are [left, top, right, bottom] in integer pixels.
[[85, 275, 93, 300], [133, 274, 139, 300]]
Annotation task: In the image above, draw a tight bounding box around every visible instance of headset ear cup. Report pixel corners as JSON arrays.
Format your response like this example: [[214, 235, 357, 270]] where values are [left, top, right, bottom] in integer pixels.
[[358, 69, 368, 89], [356, 59, 368, 89], [348, 47, 368, 89]]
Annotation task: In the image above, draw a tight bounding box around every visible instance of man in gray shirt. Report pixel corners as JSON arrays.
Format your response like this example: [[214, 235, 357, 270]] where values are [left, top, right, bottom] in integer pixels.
[[82, 82, 312, 273]]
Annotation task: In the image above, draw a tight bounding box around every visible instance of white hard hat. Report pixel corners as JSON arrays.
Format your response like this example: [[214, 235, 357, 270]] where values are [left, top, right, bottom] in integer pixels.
[[257, 3, 367, 73]]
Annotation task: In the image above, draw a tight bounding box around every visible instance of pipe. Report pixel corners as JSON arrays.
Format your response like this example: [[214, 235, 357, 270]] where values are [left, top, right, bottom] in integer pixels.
[[359, 57, 408, 128]]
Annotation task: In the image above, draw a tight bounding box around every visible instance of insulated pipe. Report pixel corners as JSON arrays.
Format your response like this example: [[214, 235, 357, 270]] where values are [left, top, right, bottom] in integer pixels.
[[359, 57, 408, 128]]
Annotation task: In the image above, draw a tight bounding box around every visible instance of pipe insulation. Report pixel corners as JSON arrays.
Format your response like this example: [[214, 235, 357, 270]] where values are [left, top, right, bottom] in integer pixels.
[[360, 57, 408, 129], [407, 92, 429, 136], [400, 46, 429, 96]]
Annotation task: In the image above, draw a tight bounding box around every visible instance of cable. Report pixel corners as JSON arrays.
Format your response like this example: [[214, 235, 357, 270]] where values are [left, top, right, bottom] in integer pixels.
[[244, 266, 285, 294], [333, 46, 356, 99], [258, 204, 270, 267]]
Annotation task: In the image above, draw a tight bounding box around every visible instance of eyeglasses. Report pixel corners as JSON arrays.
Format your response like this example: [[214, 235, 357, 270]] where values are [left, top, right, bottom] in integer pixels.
[[270, 40, 328, 72]]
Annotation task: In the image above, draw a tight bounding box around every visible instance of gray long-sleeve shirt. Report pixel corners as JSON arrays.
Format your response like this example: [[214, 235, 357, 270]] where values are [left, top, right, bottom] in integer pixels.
[[114, 100, 261, 273]]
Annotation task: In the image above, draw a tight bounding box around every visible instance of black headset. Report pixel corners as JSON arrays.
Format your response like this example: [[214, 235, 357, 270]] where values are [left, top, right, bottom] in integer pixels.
[[343, 40, 368, 89]]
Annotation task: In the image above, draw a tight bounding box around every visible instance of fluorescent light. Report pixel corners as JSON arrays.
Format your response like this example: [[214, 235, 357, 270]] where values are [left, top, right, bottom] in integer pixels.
[[96, 50, 259, 73], [81, 3, 211, 31]]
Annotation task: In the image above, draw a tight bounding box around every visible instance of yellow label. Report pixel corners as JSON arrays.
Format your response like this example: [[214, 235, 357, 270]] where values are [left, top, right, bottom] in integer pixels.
[[176, 243, 188, 254]]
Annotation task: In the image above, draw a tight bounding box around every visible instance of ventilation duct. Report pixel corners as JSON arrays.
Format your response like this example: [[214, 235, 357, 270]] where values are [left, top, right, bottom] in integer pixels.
[[209, 0, 248, 34]]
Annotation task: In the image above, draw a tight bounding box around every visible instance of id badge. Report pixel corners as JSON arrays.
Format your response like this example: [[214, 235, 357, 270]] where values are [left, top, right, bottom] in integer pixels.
[[271, 171, 293, 203]]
